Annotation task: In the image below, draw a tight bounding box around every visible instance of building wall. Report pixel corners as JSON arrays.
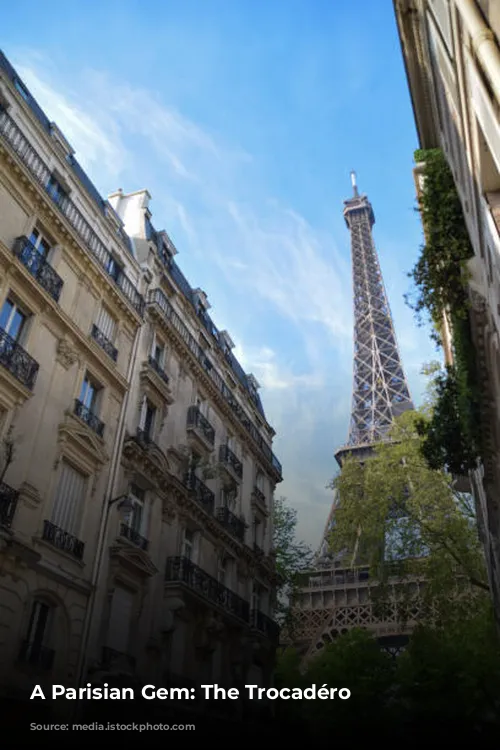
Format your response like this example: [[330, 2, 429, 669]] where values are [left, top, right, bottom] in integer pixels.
[[0, 51, 281, 708], [393, 0, 500, 618]]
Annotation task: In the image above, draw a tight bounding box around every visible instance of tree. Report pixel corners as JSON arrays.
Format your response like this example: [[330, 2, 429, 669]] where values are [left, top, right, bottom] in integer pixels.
[[328, 409, 489, 624], [273, 611, 500, 740], [272, 496, 314, 626]]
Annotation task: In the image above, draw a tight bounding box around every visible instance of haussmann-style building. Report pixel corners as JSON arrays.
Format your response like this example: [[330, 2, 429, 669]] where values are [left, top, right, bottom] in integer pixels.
[[0, 49, 282, 721], [393, 0, 500, 623]]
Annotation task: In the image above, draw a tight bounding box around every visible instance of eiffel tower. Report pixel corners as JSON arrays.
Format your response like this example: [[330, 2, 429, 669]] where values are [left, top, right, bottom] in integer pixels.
[[317, 171, 414, 563], [286, 175, 415, 661]]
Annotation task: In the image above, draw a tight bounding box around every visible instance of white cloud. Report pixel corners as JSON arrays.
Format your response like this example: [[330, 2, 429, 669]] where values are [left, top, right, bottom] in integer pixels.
[[15, 64, 129, 181], [9, 53, 433, 548]]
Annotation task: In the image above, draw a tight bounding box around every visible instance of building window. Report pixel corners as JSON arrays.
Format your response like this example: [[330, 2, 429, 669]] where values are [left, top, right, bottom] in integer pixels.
[[256, 471, 265, 493], [252, 584, 261, 612], [106, 256, 123, 282], [46, 175, 67, 204], [79, 373, 101, 414], [51, 460, 87, 537], [0, 297, 28, 342], [96, 305, 117, 342], [183, 528, 195, 560], [124, 485, 147, 537], [14, 78, 30, 102], [221, 485, 237, 509], [29, 227, 52, 260], [217, 557, 226, 586], [139, 396, 156, 440], [23, 599, 54, 667], [151, 334, 165, 367], [106, 585, 134, 655]]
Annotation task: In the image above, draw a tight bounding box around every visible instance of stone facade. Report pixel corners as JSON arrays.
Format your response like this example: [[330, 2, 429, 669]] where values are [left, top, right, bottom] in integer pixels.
[[393, 0, 500, 619], [0, 50, 281, 712]]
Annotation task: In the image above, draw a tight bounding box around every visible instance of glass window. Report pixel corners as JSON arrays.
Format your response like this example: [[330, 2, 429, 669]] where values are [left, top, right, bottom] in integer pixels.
[[0, 298, 27, 341]]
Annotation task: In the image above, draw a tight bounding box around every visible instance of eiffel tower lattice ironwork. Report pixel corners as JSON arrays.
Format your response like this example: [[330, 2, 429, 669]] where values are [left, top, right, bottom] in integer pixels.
[[283, 176, 417, 664], [342, 171, 413, 452], [318, 172, 414, 562]]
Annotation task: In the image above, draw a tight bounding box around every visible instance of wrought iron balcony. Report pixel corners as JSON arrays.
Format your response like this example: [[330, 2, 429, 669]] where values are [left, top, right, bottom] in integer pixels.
[[42, 519, 85, 560], [0, 481, 19, 527], [165, 556, 250, 622], [13, 236, 64, 302], [74, 399, 105, 437], [120, 522, 149, 551], [219, 444, 243, 480], [91, 324, 118, 362], [18, 639, 55, 670], [250, 609, 280, 641], [0, 108, 145, 317], [0, 328, 39, 390], [134, 427, 154, 446], [147, 355, 169, 385], [215, 506, 246, 541], [184, 471, 215, 514], [147, 287, 282, 480], [252, 486, 266, 505], [186, 405, 215, 446]]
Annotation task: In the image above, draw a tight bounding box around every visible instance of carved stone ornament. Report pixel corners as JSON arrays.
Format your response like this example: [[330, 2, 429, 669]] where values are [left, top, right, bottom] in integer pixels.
[[56, 338, 78, 369], [19, 481, 42, 509]]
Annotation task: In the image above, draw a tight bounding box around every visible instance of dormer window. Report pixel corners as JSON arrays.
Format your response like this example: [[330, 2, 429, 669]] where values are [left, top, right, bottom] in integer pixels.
[[219, 330, 235, 354], [193, 288, 210, 314], [49, 122, 75, 160], [14, 79, 29, 102], [247, 374, 260, 394]]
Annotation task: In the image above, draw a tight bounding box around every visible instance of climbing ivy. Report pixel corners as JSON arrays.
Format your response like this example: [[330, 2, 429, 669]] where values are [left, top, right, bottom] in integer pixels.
[[407, 148, 482, 473], [406, 148, 473, 331]]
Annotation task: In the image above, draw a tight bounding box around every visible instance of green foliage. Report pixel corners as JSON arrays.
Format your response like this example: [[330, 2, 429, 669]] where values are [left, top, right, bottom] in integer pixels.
[[272, 496, 314, 626], [406, 148, 482, 477], [274, 607, 500, 737], [407, 148, 473, 330], [329, 410, 488, 620]]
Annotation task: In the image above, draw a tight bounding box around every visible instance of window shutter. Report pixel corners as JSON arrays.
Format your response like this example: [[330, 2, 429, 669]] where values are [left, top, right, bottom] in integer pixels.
[[97, 306, 116, 341], [51, 461, 87, 536], [106, 586, 134, 653]]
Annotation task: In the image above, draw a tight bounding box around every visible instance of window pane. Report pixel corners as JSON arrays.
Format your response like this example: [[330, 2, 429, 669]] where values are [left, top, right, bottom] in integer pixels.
[[0, 299, 14, 331]]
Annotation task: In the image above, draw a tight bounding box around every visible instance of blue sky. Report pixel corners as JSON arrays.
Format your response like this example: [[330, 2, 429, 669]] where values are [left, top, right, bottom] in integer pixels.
[[2, 0, 438, 549]]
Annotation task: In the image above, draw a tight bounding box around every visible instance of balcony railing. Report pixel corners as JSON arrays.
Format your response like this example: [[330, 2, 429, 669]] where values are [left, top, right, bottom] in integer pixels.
[[147, 355, 170, 385], [0, 108, 145, 317], [42, 519, 85, 560], [250, 609, 280, 641], [91, 324, 118, 362], [186, 405, 215, 446], [18, 639, 55, 670], [253, 542, 264, 556], [0, 481, 19, 527], [147, 287, 282, 479], [0, 328, 39, 390], [219, 445, 243, 479], [215, 506, 246, 541], [252, 486, 266, 505], [74, 399, 105, 437], [13, 236, 64, 302], [184, 472, 215, 514], [120, 522, 149, 552], [165, 556, 250, 622]]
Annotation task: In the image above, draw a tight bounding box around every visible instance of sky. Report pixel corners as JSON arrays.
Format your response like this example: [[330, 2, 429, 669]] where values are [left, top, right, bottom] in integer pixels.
[[2, 0, 439, 550]]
